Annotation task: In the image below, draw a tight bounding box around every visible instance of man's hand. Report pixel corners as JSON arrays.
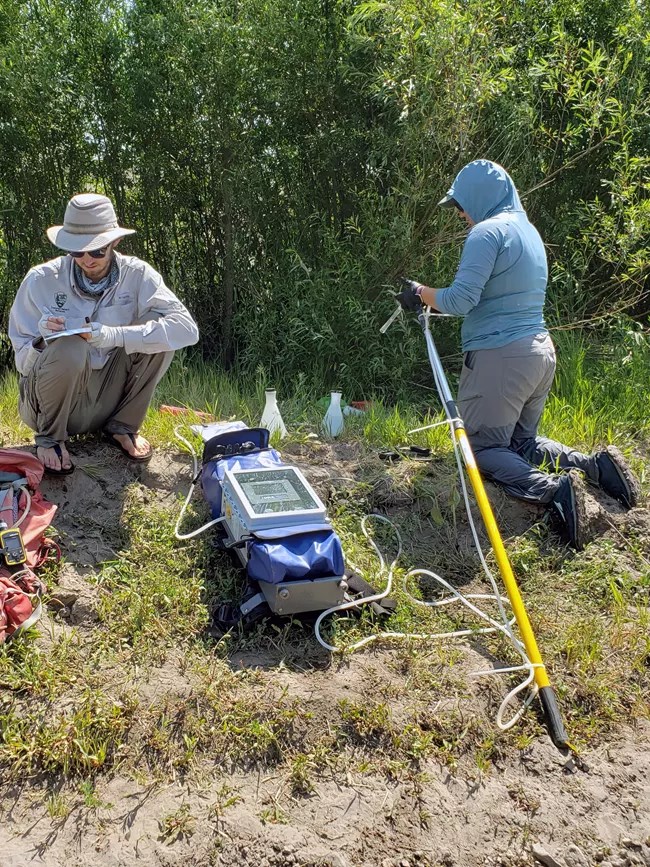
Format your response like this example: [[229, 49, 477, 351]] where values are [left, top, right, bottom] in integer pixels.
[[88, 322, 125, 349], [38, 311, 66, 337], [396, 277, 423, 312], [79, 317, 93, 341]]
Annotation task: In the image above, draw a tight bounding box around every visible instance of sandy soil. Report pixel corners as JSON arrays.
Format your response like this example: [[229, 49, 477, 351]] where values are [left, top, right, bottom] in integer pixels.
[[1, 439, 649, 867]]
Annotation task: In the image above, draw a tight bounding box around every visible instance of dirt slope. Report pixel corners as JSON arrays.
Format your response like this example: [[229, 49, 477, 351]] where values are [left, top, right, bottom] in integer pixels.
[[1, 441, 649, 867]]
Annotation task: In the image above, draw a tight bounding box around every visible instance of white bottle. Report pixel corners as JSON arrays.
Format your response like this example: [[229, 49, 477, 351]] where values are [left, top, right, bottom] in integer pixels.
[[322, 391, 344, 438], [260, 389, 287, 438]]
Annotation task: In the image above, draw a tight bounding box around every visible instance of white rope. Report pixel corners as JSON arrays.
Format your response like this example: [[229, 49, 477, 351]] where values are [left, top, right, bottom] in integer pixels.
[[8, 485, 31, 528], [314, 403, 539, 731], [174, 427, 226, 540], [408, 419, 455, 434]]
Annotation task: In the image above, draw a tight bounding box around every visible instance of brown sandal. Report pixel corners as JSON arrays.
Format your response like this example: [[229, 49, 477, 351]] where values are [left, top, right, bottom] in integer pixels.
[[38, 444, 75, 476], [103, 432, 153, 463]]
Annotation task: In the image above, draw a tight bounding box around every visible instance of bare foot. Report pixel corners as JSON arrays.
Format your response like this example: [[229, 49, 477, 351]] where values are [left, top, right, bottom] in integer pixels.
[[37, 443, 73, 473], [111, 432, 152, 459]]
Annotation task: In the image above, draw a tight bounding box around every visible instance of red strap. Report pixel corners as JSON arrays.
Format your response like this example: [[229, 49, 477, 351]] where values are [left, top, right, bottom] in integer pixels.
[[0, 572, 38, 640]]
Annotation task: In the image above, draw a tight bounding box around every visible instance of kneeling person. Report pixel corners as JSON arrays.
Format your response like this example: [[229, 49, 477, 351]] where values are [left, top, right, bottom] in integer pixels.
[[9, 193, 199, 474]]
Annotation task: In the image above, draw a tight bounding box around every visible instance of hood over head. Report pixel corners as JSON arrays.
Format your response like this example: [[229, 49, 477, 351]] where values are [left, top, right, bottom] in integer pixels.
[[439, 160, 523, 224]]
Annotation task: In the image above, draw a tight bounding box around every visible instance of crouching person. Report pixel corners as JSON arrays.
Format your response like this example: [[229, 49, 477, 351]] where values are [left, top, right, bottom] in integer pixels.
[[398, 160, 640, 550], [8, 193, 199, 475]]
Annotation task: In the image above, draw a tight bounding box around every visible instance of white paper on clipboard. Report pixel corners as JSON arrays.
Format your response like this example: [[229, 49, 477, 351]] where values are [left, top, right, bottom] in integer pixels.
[[43, 327, 92, 342]]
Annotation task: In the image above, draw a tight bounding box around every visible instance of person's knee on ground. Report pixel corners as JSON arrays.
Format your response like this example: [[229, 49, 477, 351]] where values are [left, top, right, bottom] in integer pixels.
[[470, 437, 563, 505]]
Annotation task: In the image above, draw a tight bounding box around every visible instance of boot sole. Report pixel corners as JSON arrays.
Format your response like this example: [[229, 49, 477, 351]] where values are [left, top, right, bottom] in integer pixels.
[[603, 446, 640, 509], [569, 471, 588, 551]]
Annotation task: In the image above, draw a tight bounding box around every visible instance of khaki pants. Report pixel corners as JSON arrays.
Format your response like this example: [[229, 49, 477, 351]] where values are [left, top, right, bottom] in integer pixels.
[[458, 333, 597, 504], [19, 334, 173, 449]]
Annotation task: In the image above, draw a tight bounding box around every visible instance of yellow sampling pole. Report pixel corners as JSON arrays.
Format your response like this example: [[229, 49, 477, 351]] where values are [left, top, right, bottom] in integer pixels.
[[418, 309, 570, 751]]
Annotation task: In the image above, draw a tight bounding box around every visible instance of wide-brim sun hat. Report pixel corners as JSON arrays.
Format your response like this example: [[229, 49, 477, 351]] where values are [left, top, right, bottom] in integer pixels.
[[46, 193, 135, 252]]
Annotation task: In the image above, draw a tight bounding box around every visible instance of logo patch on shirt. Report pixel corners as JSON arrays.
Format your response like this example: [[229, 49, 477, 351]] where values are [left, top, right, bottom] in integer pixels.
[[55, 293, 67, 309]]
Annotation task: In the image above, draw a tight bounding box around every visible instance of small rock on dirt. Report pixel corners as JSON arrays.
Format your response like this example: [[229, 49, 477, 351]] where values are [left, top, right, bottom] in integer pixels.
[[622, 840, 643, 851], [566, 844, 590, 867], [532, 845, 564, 867], [48, 588, 79, 608]]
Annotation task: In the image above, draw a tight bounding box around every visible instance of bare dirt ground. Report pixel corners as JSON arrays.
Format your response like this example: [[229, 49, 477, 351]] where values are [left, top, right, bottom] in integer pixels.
[[1, 439, 649, 867]]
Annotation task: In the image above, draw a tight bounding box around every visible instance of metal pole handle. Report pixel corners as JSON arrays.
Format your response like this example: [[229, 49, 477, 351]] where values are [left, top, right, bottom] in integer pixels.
[[416, 309, 570, 751]]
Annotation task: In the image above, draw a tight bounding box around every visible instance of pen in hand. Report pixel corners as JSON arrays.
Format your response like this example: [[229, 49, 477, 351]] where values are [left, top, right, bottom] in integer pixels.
[[80, 316, 93, 341], [41, 305, 66, 334]]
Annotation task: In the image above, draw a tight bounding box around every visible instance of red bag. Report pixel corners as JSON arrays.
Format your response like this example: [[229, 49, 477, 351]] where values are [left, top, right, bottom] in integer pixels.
[[0, 449, 57, 642], [0, 449, 57, 568], [0, 571, 42, 642]]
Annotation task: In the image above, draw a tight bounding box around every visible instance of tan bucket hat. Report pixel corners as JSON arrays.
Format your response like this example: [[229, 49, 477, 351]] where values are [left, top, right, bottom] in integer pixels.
[[46, 193, 135, 252]]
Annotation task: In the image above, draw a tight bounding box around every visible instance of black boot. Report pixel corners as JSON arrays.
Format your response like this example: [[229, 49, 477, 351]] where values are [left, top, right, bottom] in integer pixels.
[[550, 470, 588, 551], [594, 446, 640, 509]]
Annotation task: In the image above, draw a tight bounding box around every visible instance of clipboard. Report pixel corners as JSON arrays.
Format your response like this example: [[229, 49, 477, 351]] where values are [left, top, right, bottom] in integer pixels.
[[44, 326, 92, 342]]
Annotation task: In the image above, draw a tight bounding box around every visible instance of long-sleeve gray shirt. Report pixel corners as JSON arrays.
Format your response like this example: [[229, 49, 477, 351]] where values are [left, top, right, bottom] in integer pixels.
[[9, 252, 199, 375]]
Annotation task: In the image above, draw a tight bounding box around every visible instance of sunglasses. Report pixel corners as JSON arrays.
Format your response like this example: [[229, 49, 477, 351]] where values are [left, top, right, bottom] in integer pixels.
[[69, 246, 109, 259]]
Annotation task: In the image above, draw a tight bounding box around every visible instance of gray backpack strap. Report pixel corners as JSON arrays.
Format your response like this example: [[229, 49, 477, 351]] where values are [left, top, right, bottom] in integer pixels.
[[0, 472, 27, 489]]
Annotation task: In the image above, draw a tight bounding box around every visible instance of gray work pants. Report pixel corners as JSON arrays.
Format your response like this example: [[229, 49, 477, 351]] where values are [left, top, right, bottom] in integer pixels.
[[458, 333, 598, 504], [19, 334, 173, 449]]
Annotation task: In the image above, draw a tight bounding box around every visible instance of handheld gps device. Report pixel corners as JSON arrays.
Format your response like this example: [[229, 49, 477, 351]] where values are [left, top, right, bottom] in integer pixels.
[[0, 526, 27, 566]]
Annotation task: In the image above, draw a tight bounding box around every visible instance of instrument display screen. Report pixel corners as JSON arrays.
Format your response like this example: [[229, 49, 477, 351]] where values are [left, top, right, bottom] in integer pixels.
[[235, 469, 321, 515]]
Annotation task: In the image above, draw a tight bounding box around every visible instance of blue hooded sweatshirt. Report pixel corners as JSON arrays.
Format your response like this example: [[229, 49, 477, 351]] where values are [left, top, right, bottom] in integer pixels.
[[435, 160, 548, 351]]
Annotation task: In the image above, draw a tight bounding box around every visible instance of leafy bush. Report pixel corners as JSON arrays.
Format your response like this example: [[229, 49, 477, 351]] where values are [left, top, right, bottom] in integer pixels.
[[0, 0, 648, 397]]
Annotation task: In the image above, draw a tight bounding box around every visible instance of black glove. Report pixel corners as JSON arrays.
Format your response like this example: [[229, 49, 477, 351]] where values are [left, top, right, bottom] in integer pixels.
[[396, 277, 423, 312]]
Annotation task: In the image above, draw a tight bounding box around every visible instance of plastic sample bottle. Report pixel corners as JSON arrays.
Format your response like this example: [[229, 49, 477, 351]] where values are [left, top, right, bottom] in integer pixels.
[[260, 389, 287, 438], [322, 391, 344, 438]]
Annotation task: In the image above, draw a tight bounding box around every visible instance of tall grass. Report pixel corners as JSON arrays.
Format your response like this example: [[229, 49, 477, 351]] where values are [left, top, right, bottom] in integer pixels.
[[2, 319, 650, 457], [542, 323, 650, 453], [151, 321, 650, 461]]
